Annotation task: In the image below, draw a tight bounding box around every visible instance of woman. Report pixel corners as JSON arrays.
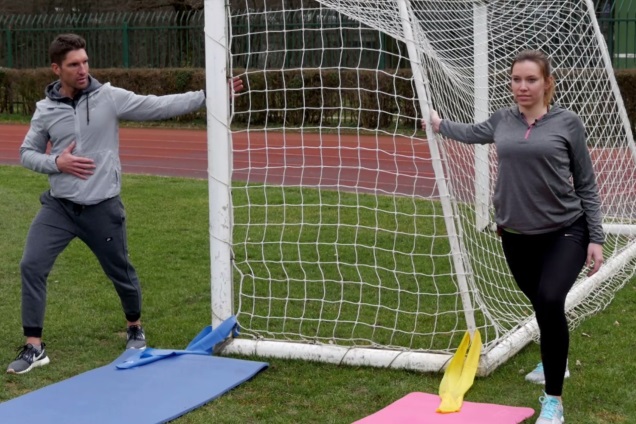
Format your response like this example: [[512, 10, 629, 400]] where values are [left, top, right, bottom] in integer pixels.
[[422, 50, 604, 424]]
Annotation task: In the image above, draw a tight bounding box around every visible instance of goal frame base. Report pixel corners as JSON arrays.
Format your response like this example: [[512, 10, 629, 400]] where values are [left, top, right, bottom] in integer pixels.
[[220, 237, 636, 376]]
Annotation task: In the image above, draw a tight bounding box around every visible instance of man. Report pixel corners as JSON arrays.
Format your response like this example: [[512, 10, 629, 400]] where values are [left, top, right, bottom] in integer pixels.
[[7, 33, 242, 374]]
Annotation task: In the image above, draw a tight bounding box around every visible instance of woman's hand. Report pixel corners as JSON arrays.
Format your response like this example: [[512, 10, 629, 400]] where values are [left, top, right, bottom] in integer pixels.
[[586, 243, 604, 276], [421, 110, 443, 133]]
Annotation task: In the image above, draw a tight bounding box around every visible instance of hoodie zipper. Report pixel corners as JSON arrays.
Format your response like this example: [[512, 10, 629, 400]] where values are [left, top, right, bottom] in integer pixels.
[[521, 108, 549, 140], [524, 122, 536, 140], [71, 93, 90, 125]]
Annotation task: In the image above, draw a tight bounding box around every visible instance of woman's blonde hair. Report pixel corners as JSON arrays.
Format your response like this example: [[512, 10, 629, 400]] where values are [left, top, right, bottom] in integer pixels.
[[510, 50, 555, 106]]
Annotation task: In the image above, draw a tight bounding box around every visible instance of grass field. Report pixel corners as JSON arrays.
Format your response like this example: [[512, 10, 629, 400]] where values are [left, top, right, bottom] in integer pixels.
[[0, 165, 635, 423]]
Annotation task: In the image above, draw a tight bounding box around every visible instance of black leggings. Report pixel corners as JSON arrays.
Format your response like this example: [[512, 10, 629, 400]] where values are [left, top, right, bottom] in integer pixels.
[[500, 216, 589, 396]]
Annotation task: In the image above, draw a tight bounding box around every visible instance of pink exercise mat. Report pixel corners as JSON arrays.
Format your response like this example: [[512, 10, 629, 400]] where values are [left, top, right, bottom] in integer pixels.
[[354, 392, 535, 424]]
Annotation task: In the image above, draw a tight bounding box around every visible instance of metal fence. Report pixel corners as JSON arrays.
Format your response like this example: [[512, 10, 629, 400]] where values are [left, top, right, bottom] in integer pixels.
[[0, 12, 205, 68], [1, 7, 635, 70]]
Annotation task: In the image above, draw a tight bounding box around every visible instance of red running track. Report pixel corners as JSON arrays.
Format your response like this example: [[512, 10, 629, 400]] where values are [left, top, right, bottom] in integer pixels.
[[3, 123, 634, 205], [0, 124, 439, 197]]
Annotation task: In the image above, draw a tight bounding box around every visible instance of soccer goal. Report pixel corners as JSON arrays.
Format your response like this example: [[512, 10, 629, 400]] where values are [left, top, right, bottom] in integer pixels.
[[204, 0, 636, 375]]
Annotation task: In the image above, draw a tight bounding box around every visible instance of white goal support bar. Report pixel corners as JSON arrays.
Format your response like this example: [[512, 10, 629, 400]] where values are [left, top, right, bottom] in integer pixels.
[[603, 224, 636, 237], [396, 0, 477, 335], [204, 0, 233, 328]]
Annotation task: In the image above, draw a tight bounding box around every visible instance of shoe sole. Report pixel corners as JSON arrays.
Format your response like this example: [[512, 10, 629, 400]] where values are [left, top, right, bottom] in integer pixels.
[[7, 356, 50, 375]]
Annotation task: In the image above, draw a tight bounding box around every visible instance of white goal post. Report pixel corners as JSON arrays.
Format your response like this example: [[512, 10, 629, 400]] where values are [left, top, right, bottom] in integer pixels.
[[204, 0, 636, 375]]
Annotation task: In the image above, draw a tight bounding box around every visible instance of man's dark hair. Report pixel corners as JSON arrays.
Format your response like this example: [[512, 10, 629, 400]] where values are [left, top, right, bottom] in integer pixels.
[[49, 33, 87, 65]]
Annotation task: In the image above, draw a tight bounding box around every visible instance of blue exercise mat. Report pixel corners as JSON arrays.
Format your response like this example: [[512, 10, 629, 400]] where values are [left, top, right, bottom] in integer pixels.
[[0, 317, 268, 424]]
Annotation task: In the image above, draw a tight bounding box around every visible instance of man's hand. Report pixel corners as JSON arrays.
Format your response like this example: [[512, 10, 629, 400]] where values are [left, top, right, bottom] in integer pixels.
[[55, 141, 95, 179], [230, 76, 244, 97]]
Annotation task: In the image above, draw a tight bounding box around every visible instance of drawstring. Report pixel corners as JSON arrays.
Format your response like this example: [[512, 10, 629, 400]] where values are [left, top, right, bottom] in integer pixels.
[[86, 94, 90, 124]]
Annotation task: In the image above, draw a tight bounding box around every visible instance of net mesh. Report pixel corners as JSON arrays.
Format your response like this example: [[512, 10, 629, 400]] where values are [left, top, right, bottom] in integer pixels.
[[226, 0, 636, 359]]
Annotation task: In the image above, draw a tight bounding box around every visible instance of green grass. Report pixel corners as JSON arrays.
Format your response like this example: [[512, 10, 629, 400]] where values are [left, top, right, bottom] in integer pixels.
[[0, 114, 30, 124], [231, 185, 472, 350], [0, 165, 635, 423], [0, 113, 426, 136]]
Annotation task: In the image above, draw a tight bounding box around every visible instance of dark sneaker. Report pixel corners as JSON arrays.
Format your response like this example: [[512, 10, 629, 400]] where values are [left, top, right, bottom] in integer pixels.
[[7, 343, 50, 374], [126, 325, 147, 349]]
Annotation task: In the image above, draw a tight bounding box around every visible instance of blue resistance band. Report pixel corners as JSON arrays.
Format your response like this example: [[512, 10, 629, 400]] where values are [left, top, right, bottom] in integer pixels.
[[116, 315, 239, 370]]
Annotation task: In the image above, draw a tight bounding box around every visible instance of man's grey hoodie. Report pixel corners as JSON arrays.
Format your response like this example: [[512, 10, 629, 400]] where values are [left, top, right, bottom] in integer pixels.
[[20, 76, 205, 205]]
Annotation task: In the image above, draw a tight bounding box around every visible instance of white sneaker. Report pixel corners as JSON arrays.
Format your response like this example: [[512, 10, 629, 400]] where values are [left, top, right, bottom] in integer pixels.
[[525, 362, 570, 385], [535, 393, 564, 423]]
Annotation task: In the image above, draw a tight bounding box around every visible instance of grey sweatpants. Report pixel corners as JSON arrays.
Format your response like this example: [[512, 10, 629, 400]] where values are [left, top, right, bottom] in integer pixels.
[[20, 190, 142, 338]]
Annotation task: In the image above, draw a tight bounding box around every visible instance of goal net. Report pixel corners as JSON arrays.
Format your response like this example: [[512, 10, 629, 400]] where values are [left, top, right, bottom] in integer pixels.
[[204, 0, 636, 374]]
